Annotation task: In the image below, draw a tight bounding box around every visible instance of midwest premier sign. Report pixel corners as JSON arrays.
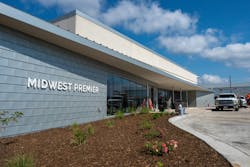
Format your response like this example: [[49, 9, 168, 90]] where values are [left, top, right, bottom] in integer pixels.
[[27, 77, 99, 93]]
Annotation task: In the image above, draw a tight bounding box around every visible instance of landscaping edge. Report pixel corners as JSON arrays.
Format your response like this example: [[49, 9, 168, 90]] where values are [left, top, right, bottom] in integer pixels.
[[169, 115, 250, 167]]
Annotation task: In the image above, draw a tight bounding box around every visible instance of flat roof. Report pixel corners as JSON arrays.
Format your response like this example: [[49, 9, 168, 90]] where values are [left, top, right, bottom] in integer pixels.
[[0, 2, 208, 91], [53, 10, 198, 84]]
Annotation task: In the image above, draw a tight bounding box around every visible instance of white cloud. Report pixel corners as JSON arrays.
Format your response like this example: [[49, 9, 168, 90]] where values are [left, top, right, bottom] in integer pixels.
[[199, 74, 228, 85], [34, 0, 103, 17], [159, 32, 250, 70], [203, 43, 250, 69], [203, 43, 250, 60], [158, 33, 219, 54], [23, 0, 250, 72], [102, 1, 197, 34]]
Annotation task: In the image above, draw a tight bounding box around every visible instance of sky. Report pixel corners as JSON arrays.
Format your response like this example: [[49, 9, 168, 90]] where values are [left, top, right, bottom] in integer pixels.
[[2, 0, 250, 86]]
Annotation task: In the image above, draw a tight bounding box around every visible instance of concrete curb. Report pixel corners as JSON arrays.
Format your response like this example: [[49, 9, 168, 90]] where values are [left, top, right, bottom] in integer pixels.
[[169, 115, 250, 167]]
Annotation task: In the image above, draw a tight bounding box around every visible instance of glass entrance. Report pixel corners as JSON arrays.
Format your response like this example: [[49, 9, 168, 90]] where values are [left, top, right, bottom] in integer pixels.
[[158, 89, 172, 111], [107, 74, 147, 115], [148, 86, 158, 110]]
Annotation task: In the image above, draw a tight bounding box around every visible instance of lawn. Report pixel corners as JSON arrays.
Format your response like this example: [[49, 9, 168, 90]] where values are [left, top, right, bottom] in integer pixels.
[[0, 113, 231, 167]]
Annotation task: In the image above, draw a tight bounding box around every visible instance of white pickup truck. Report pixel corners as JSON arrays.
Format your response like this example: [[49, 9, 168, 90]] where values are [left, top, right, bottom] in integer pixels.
[[215, 93, 239, 111]]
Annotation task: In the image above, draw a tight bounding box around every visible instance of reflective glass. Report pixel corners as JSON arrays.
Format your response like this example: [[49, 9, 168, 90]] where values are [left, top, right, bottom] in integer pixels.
[[158, 89, 172, 111], [107, 74, 147, 115]]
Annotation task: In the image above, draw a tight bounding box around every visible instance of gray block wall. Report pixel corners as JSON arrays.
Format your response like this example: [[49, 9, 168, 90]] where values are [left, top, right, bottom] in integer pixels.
[[0, 26, 108, 137], [196, 91, 215, 107], [187, 91, 196, 107]]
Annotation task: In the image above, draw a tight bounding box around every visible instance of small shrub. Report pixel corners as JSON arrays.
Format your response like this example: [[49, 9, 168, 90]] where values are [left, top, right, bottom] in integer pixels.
[[73, 129, 88, 145], [105, 120, 114, 128], [166, 139, 178, 151], [152, 113, 163, 119], [140, 107, 150, 114], [5, 154, 34, 167], [115, 111, 124, 119], [145, 140, 178, 156], [144, 129, 161, 139], [128, 107, 136, 113], [70, 123, 96, 145], [71, 122, 79, 131], [71, 123, 88, 145], [157, 161, 163, 167], [86, 124, 94, 136], [1, 111, 23, 131], [145, 141, 166, 156], [139, 120, 152, 130], [128, 107, 137, 116]]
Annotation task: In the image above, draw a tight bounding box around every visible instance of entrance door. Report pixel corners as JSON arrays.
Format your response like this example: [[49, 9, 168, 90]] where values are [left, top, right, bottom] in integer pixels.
[[148, 86, 158, 110], [150, 87, 154, 103]]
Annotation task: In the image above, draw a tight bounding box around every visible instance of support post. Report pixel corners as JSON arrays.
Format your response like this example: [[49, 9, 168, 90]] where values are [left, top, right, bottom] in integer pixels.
[[180, 89, 182, 101], [146, 82, 149, 108], [172, 87, 175, 103]]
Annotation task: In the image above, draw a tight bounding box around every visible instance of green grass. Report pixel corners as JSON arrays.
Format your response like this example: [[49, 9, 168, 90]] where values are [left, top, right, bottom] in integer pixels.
[[70, 123, 95, 146], [86, 124, 94, 135], [5, 154, 34, 167], [71, 123, 88, 145], [105, 120, 114, 128], [144, 129, 161, 139], [139, 120, 153, 130]]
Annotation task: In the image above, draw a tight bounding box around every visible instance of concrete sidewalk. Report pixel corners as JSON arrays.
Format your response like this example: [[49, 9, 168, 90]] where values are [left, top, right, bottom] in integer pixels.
[[169, 107, 250, 167]]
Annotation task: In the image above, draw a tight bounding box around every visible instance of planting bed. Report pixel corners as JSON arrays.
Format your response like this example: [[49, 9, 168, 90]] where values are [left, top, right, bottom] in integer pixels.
[[0, 114, 231, 167]]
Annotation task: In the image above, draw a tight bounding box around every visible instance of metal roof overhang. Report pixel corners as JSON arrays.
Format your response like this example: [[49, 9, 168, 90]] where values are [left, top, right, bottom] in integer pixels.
[[0, 3, 207, 91]]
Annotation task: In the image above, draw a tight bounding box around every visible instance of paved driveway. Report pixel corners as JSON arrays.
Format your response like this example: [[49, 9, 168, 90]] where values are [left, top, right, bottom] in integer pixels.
[[169, 108, 250, 167]]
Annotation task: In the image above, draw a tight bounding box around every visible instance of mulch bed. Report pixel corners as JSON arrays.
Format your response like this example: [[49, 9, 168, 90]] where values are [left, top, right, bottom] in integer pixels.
[[0, 114, 231, 167]]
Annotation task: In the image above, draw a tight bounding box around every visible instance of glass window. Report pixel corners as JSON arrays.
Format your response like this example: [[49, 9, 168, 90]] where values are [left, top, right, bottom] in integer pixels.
[[182, 91, 187, 107], [158, 89, 173, 111], [107, 74, 147, 115]]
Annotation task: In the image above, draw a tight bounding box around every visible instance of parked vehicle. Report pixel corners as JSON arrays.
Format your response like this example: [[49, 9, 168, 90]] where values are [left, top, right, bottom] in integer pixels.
[[215, 93, 239, 111], [239, 96, 247, 108], [246, 93, 250, 105]]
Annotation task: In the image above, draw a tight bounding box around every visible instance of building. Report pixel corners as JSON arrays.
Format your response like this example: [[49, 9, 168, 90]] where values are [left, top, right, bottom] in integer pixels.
[[0, 3, 212, 137], [207, 83, 250, 97]]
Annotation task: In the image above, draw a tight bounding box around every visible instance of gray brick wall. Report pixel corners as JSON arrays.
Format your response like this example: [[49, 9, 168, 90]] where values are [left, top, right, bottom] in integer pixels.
[[0, 26, 108, 137]]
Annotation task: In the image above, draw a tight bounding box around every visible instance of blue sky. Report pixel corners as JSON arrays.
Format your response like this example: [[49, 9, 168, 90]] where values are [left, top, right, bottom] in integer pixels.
[[2, 0, 250, 86]]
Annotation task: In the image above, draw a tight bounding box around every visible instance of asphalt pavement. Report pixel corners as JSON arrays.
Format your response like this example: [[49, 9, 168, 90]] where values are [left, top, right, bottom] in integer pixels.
[[169, 107, 250, 167]]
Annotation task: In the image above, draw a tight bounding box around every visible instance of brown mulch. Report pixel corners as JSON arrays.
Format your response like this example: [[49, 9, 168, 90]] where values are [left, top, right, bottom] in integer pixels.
[[0, 114, 231, 167]]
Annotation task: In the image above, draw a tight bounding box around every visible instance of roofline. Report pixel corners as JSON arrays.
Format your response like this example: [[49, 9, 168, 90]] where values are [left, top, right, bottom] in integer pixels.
[[204, 83, 250, 88], [52, 9, 197, 77], [0, 2, 205, 91], [218, 93, 237, 94]]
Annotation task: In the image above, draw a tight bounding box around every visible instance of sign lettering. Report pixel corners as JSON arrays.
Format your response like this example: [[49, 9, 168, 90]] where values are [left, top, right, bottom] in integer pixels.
[[27, 77, 99, 93]]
